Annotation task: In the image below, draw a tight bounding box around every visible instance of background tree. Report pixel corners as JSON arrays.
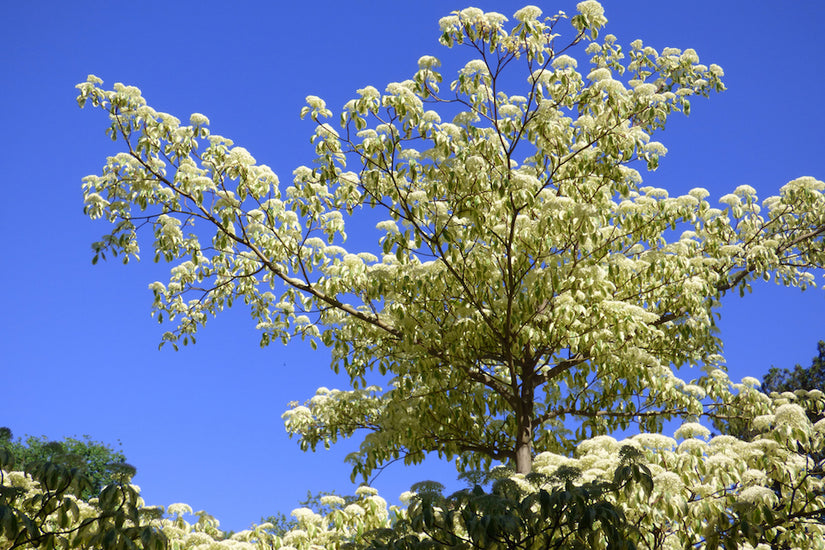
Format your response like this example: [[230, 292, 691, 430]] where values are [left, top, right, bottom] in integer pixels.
[[763, 340, 825, 395], [0, 428, 131, 500]]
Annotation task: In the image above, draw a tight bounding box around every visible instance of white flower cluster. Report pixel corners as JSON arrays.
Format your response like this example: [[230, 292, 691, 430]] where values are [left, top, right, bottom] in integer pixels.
[[674, 422, 710, 440], [514, 5, 542, 22], [189, 113, 210, 126], [417, 55, 440, 70], [576, 0, 607, 28]]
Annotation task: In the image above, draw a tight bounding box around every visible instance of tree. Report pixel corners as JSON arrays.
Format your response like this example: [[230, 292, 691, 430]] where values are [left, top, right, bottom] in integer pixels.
[[764, 341, 825, 396], [0, 429, 131, 500], [74, 1, 825, 546]]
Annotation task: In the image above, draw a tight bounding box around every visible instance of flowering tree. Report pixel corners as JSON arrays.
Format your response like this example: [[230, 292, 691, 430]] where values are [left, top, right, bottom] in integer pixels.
[[76, 0, 825, 532]]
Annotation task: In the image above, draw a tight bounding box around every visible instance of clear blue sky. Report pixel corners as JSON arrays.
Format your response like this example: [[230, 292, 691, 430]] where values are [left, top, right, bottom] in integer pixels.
[[2, 0, 824, 532]]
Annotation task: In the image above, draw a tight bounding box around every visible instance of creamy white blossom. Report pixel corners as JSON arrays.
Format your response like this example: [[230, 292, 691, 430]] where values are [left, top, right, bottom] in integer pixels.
[[514, 5, 542, 21], [551, 54, 578, 69], [674, 422, 710, 440], [775, 403, 810, 430], [189, 113, 210, 126], [738, 485, 778, 506], [417, 55, 440, 70]]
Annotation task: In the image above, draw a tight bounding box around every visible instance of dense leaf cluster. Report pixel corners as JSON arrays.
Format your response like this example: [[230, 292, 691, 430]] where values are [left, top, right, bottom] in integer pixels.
[[763, 341, 825, 396], [0, 429, 130, 499], [362, 447, 651, 549], [0, 450, 165, 550]]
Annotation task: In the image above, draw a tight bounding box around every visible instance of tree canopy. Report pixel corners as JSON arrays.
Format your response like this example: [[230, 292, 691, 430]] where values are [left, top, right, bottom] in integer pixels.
[[764, 341, 825, 395], [70, 2, 825, 547], [0, 429, 131, 500], [76, 1, 825, 478]]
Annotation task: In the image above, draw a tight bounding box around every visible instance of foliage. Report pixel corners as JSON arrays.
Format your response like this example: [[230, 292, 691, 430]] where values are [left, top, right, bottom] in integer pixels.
[[0, 429, 131, 500], [761, 341, 825, 529], [358, 385, 823, 549], [332, 385, 821, 549], [0, 451, 165, 550], [3, 394, 824, 548], [260, 490, 358, 537], [714, 340, 825, 442], [72, 0, 825, 548], [764, 340, 825, 396], [361, 446, 652, 550], [75, 1, 825, 482]]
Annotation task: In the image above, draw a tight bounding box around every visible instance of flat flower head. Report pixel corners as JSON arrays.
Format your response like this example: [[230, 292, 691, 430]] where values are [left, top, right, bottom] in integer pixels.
[[551, 54, 578, 69], [752, 414, 775, 431], [291, 507, 321, 524], [189, 113, 210, 126], [357, 85, 380, 100], [677, 438, 707, 455], [167, 503, 194, 517], [459, 7, 483, 21], [439, 15, 460, 31], [653, 471, 684, 494], [741, 469, 767, 486], [320, 495, 345, 507], [738, 485, 778, 506], [709, 435, 740, 448], [576, 0, 607, 27], [689, 187, 710, 200], [228, 146, 256, 165], [741, 376, 760, 388], [633, 433, 676, 451], [355, 486, 379, 497], [706, 453, 735, 469], [634, 83, 657, 96], [674, 422, 710, 440], [514, 5, 542, 22], [462, 59, 489, 75], [683, 384, 707, 399], [484, 12, 507, 26], [587, 68, 611, 81], [709, 369, 728, 380], [305, 95, 326, 109], [775, 403, 810, 431], [417, 55, 441, 70], [343, 503, 366, 516], [576, 435, 619, 455]]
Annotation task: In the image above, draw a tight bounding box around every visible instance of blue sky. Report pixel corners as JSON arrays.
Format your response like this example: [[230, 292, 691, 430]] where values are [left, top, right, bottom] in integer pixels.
[[2, 0, 824, 532]]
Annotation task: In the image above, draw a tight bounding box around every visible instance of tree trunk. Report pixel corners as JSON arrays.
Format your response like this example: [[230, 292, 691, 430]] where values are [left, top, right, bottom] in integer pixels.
[[515, 401, 534, 474], [515, 434, 532, 474]]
